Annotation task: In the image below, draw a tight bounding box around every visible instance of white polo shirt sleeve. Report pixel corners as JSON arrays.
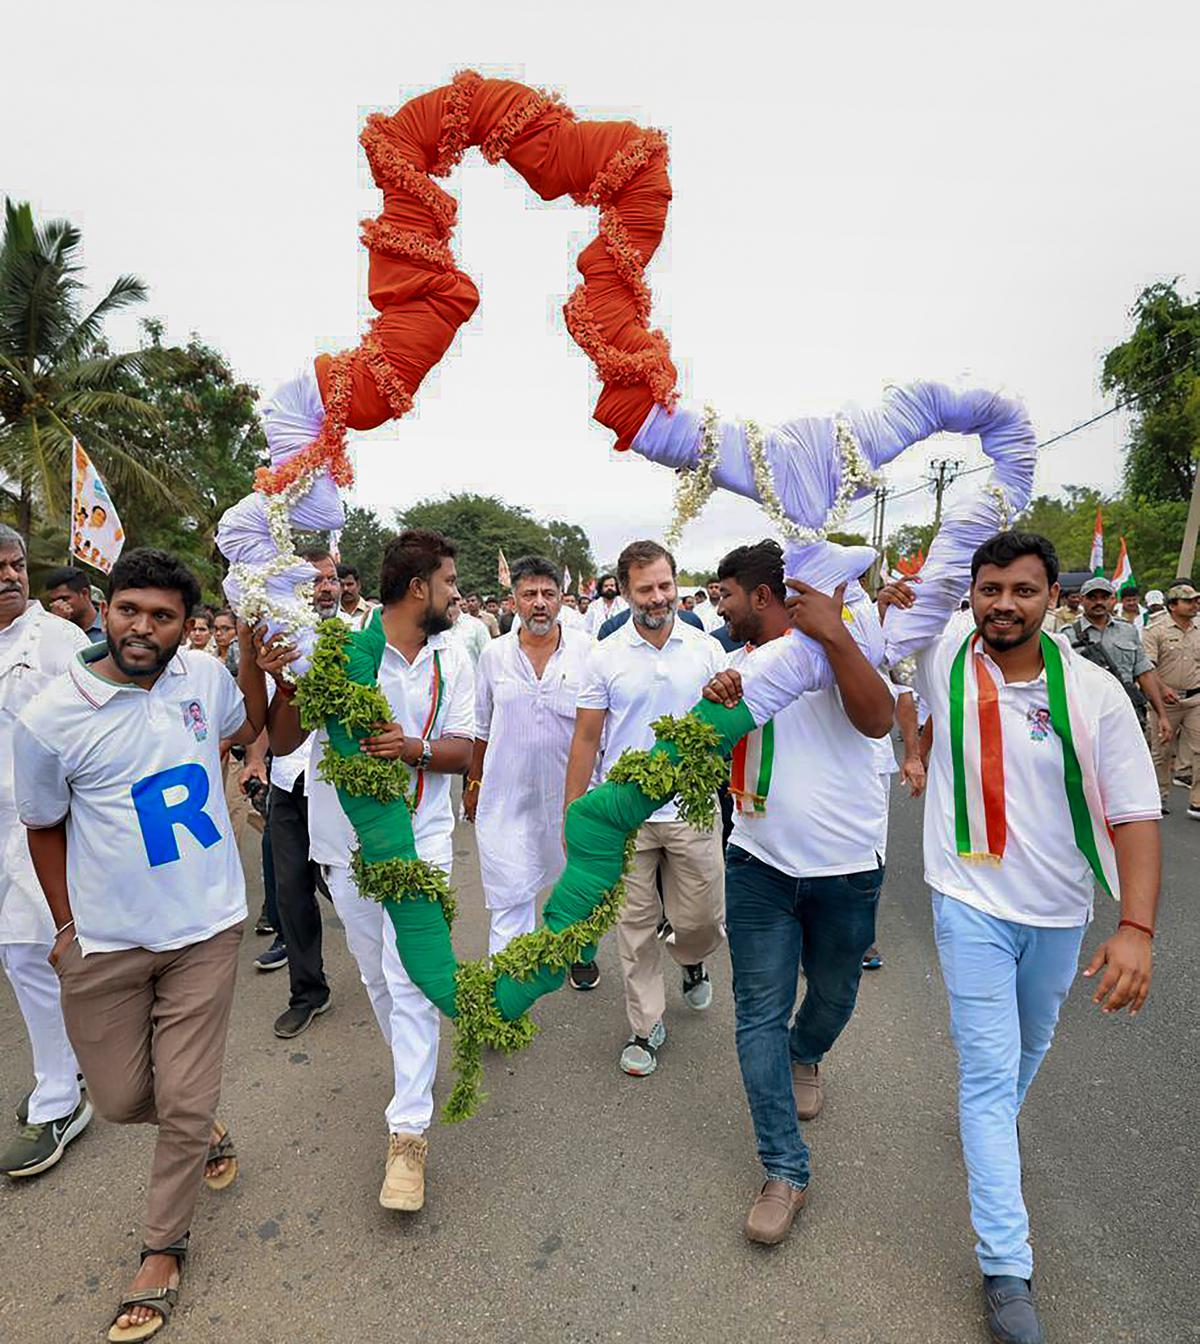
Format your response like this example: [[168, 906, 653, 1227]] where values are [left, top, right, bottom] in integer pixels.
[[474, 643, 497, 741], [576, 641, 613, 712], [439, 645, 476, 740], [1094, 672, 1161, 823], [212, 659, 247, 738], [13, 718, 71, 828]]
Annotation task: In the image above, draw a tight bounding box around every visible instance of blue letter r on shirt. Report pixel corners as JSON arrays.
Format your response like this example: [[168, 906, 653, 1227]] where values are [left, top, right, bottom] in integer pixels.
[[132, 764, 222, 867]]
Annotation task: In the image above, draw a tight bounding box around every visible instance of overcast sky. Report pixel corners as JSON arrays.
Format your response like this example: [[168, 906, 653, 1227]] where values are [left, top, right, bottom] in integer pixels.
[[7, 0, 1198, 573]]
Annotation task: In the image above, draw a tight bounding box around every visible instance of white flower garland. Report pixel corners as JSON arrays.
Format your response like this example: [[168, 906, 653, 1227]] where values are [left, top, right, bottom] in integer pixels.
[[983, 480, 1012, 530], [745, 413, 878, 547], [665, 405, 721, 547]]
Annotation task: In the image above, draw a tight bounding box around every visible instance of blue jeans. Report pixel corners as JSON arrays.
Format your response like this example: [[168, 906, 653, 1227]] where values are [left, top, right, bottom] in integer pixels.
[[932, 891, 1085, 1278], [725, 846, 882, 1189]]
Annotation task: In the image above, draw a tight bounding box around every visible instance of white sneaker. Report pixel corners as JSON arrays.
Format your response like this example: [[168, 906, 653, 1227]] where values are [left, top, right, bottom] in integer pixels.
[[620, 1021, 666, 1076], [682, 963, 713, 1010]]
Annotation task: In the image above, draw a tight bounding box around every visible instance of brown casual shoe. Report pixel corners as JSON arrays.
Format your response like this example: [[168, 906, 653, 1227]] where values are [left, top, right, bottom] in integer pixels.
[[792, 1062, 824, 1120], [744, 1179, 809, 1245], [379, 1134, 427, 1211]]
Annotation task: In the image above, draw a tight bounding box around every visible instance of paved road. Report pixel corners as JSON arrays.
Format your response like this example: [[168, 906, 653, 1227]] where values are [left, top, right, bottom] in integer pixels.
[[2, 786, 1197, 1343]]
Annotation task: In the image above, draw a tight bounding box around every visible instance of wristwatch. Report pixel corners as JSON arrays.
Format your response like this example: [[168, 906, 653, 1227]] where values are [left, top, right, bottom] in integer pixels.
[[417, 738, 433, 770]]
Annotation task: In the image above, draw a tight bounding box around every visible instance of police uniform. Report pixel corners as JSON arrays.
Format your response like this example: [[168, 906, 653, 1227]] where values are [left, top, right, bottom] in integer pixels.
[[1142, 604, 1200, 807], [1065, 616, 1152, 688]]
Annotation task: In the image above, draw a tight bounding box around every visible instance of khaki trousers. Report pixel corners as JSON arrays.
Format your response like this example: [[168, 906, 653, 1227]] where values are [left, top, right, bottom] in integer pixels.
[[617, 819, 725, 1037], [54, 923, 242, 1249], [1150, 696, 1200, 808]]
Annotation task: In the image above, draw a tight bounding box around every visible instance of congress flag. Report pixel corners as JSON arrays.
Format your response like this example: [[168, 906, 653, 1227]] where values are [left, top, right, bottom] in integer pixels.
[[1111, 537, 1135, 594], [70, 438, 125, 574], [497, 548, 511, 588], [1089, 508, 1104, 576], [562, 564, 573, 594]]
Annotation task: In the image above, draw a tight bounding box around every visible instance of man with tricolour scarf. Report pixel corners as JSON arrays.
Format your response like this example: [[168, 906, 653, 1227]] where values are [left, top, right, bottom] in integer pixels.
[[881, 532, 1160, 1344]]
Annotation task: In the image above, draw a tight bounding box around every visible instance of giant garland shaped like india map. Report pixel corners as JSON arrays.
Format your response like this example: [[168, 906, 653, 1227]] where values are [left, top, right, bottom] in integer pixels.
[[216, 72, 1039, 1120]]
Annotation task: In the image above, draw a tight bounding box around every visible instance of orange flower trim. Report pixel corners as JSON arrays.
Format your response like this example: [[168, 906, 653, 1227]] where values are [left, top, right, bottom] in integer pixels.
[[430, 68, 484, 177], [598, 208, 653, 325], [358, 218, 456, 271], [573, 130, 669, 207], [481, 87, 575, 165], [361, 323, 415, 421], [360, 117, 458, 238], [255, 352, 355, 496]]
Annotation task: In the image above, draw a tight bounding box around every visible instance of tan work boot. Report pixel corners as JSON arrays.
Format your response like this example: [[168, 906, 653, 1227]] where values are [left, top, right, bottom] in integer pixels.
[[379, 1133, 427, 1211], [792, 1062, 823, 1120], [744, 1179, 809, 1245]]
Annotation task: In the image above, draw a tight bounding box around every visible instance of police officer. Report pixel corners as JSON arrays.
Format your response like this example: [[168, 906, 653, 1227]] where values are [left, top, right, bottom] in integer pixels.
[[1066, 575, 1170, 748], [1142, 582, 1200, 818]]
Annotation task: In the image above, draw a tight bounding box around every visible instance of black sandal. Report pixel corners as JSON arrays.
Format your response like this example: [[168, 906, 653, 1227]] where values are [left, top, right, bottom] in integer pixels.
[[106, 1234, 188, 1342], [204, 1120, 238, 1190]]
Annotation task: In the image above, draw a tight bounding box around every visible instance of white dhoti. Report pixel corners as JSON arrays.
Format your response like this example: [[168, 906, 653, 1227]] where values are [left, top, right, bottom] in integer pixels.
[[476, 808, 565, 956], [325, 863, 444, 1135], [0, 941, 81, 1124]]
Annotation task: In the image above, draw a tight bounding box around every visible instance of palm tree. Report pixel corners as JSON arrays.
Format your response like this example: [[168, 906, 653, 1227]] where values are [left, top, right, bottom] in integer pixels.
[[0, 198, 186, 541]]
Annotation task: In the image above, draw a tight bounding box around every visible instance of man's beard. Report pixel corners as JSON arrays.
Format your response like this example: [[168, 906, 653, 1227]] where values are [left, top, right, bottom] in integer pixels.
[[108, 632, 180, 678], [726, 611, 761, 646], [976, 610, 1040, 654], [632, 596, 677, 631], [520, 611, 556, 636], [422, 599, 453, 637], [315, 598, 339, 619]]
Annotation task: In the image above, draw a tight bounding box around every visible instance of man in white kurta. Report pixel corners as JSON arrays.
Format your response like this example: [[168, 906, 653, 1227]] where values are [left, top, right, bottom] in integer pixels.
[[467, 557, 591, 954], [0, 527, 93, 1178], [268, 529, 473, 1213]]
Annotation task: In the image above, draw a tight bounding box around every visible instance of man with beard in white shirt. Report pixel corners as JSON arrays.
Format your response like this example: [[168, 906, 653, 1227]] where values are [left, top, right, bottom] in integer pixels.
[[464, 556, 591, 954], [0, 525, 93, 1180], [585, 572, 626, 636], [266, 529, 474, 1214], [565, 540, 726, 1073], [703, 540, 893, 1245]]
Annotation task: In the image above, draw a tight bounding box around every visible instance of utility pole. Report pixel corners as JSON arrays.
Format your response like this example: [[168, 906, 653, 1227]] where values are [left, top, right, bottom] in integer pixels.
[[926, 457, 963, 529], [869, 485, 890, 592]]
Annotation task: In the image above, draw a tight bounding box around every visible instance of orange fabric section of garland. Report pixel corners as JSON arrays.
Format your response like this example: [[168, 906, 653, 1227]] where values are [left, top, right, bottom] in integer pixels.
[[258, 72, 675, 496]]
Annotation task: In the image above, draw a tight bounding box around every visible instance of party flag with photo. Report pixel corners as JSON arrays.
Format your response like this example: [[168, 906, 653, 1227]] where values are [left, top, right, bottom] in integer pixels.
[[69, 438, 125, 574]]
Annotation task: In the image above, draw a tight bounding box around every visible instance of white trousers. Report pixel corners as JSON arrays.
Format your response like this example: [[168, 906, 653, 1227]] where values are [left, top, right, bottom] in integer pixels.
[[325, 864, 443, 1135], [488, 900, 538, 957], [0, 941, 81, 1123]]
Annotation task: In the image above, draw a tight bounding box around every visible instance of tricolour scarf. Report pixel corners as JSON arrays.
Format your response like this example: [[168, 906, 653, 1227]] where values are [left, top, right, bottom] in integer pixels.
[[729, 721, 775, 815], [949, 630, 1118, 898]]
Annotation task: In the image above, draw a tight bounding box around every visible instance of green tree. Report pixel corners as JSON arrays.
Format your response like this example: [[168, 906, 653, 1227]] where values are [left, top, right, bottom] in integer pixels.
[[338, 505, 395, 596], [396, 492, 596, 596], [884, 522, 936, 564], [92, 320, 266, 596], [0, 199, 180, 540], [1102, 281, 1200, 502]]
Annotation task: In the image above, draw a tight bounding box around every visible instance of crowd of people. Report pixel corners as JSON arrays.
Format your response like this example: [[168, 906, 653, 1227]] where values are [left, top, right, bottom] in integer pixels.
[[0, 520, 1178, 1344]]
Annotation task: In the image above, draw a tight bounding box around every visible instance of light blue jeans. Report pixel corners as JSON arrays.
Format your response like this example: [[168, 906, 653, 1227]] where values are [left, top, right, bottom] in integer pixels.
[[932, 891, 1086, 1278]]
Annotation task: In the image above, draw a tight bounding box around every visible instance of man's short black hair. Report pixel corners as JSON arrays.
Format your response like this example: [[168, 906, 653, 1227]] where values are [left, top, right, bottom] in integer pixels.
[[336, 562, 359, 582], [298, 545, 333, 566], [970, 531, 1060, 587], [107, 548, 201, 616], [509, 555, 560, 590], [379, 529, 457, 605], [44, 566, 91, 595], [717, 539, 787, 603]]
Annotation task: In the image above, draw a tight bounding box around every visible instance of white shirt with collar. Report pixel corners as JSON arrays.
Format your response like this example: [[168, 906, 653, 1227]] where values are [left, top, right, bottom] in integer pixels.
[[13, 646, 248, 955], [308, 629, 475, 871], [338, 597, 376, 632], [0, 604, 91, 943], [585, 594, 627, 636], [474, 621, 591, 903], [914, 626, 1160, 927], [577, 613, 725, 823]]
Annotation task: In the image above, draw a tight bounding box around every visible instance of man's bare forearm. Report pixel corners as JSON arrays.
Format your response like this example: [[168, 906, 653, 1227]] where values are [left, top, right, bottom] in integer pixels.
[[1111, 819, 1160, 931], [27, 824, 71, 930]]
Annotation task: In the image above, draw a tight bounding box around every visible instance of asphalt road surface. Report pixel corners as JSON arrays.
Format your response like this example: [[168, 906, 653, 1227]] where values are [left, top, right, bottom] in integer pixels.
[[2, 784, 1197, 1343]]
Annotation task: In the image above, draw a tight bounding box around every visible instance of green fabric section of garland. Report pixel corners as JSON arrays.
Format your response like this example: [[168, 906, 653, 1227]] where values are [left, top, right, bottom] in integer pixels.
[[298, 614, 756, 1121]]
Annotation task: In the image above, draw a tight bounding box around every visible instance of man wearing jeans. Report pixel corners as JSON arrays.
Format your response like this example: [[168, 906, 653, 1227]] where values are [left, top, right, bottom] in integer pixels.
[[884, 532, 1160, 1344], [704, 541, 893, 1245]]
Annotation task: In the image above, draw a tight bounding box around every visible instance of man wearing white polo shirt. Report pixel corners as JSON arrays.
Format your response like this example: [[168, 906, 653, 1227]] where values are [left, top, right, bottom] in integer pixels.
[[13, 547, 272, 1340], [268, 529, 474, 1214], [565, 540, 726, 1075], [585, 572, 626, 636], [883, 532, 1161, 1344], [465, 556, 590, 954], [702, 540, 893, 1246]]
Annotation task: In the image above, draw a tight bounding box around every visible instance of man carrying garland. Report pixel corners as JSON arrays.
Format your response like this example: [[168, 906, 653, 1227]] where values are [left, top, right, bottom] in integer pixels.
[[266, 529, 474, 1213], [14, 548, 275, 1342], [565, 540, 726, 1073], [464, 555, 590, 955], [882, 532, 1160, 1344], [703, 540, 894, 1245]]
